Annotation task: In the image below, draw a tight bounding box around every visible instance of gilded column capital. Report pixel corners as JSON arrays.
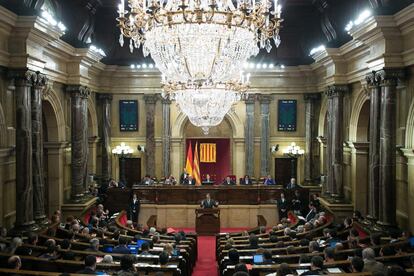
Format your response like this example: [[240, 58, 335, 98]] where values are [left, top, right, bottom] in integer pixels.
[[325, 85, 349, 98], [258, 94, 272, 104], [377, 68, 405, 87], [8, 69, 38, 87], [66, 85, 91, 99], [144, 94, 158, 104]]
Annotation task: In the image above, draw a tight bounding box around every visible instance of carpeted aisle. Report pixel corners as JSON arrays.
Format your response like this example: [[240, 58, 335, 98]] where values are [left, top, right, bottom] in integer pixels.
[[192, 235, 218, 276]]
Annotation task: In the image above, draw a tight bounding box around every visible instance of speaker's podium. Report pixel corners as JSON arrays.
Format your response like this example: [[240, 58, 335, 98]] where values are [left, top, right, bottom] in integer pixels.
[[195, 208, 220, 235]]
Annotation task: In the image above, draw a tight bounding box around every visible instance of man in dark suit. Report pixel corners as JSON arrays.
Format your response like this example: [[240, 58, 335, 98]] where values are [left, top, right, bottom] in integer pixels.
[[305, 203, 317, 222], [264, 175, 276, 185], [202, 174, 214, 185], [129, 193, 140, 224], [183, 175, 195, 185], [179, 168, 188, 184], [286, 178, 297, 189], [76, 255, 97, 274], [277, 192, 289, 219], [240, 175, 252, 185], [300, 256, 325, 275], [200, 193, 218, 209], [112, 237, 131, 254], [222, 176, 235, 185]]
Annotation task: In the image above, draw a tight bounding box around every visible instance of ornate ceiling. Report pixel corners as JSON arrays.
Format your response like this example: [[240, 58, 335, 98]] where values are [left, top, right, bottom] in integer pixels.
[[1, 0, 412, 66]]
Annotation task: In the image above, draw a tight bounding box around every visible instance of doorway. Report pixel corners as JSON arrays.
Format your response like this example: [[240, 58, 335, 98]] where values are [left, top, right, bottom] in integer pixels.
[[122, 158, 142, 187], [274, 158, 293, 186]]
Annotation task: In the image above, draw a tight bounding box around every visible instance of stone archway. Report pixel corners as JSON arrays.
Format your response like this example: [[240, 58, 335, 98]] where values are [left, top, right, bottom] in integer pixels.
[[0, 103, 7, 148], [404, 99, 414, 231], [348, 88, 370, 214], [170, 109, 245, 178], [42, 86, 66, 216], [317, 97, 328, 178]]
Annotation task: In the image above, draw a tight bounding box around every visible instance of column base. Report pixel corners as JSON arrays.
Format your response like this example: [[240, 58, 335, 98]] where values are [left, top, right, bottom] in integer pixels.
[[61, 196, 98, 220], [35, 215, 50, 226], [10, 221, 39, 236]]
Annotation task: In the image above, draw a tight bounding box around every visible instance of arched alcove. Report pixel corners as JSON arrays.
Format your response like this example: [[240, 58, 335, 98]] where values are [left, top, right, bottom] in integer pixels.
[[356, 101, 370, 142]]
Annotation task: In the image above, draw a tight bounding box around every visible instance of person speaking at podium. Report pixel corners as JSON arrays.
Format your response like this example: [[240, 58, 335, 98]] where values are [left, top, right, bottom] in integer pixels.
[[200, 193, 218, 209]]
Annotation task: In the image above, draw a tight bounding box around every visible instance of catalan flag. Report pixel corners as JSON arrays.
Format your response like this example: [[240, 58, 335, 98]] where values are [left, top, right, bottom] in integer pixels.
[[185, 142, 193, 177], [193, 142, 201, 185], [200, 143, 216, 163]]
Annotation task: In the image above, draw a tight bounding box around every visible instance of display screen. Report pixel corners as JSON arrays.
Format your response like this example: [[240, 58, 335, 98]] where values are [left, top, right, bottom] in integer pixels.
[[278, 99, 297, 131], [120, 100, 138, 131]]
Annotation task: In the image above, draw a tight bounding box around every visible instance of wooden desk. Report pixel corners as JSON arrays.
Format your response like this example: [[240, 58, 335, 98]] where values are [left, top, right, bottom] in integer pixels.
[[104, 186, 309, 214], [195, 208, 220, 235]]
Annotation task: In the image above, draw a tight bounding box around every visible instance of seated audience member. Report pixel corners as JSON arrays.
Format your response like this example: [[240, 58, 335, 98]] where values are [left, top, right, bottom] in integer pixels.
[[203, 174, 214, 184], [15, 233, 37, 255], [39, 245, 59, 260], [380, 246, 396, 257], [140, 242, 152, 255], [227, 248, 240, 265], [164, 243, 174, 256], [248, 234, 259, 249], [102, 255, 113, 264], [277, 262, 293, 276], [88, 238, 100, 252], [386, 265, 406, 276], [286, 178, 297, 189], [240, 175, 252, 185], [324, 247, 335, 263], [343, 217, 353, 230], [222, 176, 235, 185], [351, 256, 364, 273], [262, 249, 274, 264], [141, 175, 154, 185], [362, 248, 384, 273], [305, 203, 317, 222], [183, 175, 196, 185], [224, 238, 235, 250], [263, 175, 275, 185], [7, 255, 21, 270], [352, 210, 363, 222], [77, 255, 97, 274], [299, 254, 311, 264], [60, 239, 76, 260], [109, 178, 118, 188], [7, 237, 23, 254], [310, 193, 320, 210], [370, 233, 382, 246], [234, 263, 249, 273], [277, 193, 289, 219], [159, 251, 169, 265], [118, 255, 137, 275], [164, 175, 177, 185], [113, 236, 131, 254], [291, 190, 303, 215], [300, 256, 325, 275]]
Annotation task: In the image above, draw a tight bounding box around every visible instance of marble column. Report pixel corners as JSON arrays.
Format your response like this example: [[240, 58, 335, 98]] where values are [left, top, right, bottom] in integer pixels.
[[162, 98, 171, 177], [260, 95, 271, 177], [377, 69, 404, 225], [304, 93, 321, 183], [98, 94, 112, 181], [144, 95, 157, 177], [10, 69, 36, 231], [245, 95, 255, 177], [325, 85, 348, 200], [325, 93, 333, 195], [366, 71, 381, 219], [31, 72, 48, 223], [67, 85, 90, 201]]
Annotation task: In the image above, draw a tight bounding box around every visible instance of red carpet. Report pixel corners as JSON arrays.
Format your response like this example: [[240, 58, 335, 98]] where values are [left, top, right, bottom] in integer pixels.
[[178, 228, 248, 276], [192, 236, 218, 276]]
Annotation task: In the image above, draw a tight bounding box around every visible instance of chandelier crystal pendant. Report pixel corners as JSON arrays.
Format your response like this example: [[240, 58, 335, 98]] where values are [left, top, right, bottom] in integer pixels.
[[162, 74, 250, 134], [117, 0, 283, 84]]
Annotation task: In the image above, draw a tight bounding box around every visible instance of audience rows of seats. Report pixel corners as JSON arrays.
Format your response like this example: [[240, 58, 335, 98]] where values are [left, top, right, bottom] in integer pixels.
[[216, 209, 414, 276], [0, 204, 198, 275]]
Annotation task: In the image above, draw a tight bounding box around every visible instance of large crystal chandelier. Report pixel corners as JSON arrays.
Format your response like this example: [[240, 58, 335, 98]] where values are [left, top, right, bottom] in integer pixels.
[[117, 0, 283, 84], [162, 76, 250, 134], [117, 0, 282, 132]]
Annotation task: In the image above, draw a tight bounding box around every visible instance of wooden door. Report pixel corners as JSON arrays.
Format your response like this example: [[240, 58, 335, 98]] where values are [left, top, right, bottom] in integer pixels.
[[123, 158, 141, 187], [274, 158, 293, 186]]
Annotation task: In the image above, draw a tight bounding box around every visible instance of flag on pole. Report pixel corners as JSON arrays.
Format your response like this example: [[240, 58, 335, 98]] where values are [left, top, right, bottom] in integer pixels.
[[185, 142, 194, 177], [193, 142, 201, 185]]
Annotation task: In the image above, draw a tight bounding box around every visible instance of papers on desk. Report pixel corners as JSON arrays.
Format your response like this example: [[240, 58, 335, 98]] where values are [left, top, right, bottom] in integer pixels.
[[265, 273, 277, 276], [327, 268, 342, 273], [298, 215, 306, 221], [296, 269, 308, 274]]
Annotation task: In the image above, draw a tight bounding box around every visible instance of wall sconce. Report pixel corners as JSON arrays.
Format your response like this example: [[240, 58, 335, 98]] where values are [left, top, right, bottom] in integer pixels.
[[271, 144, 279, 153], [137, 145, 145, 152]]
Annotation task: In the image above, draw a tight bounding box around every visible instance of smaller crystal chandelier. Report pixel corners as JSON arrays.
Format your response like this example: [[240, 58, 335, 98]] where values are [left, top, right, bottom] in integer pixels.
[[112, 142, 134, 156], [162, 73, 250, 134], [283, 142, 304, 157]]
